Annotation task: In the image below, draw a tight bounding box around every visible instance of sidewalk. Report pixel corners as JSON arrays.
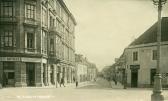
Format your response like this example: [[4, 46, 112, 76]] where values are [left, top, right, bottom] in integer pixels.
[[0, 82, 92, 90]]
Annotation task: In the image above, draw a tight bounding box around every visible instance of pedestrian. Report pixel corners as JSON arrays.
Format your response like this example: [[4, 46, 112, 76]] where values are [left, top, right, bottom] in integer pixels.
[[114, 79, 117, 85], [76, 80, 78, 88], [60, 77, 65, 87]]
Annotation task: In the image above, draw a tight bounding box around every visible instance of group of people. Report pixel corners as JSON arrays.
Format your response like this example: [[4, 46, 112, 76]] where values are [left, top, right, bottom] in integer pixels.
[[59, 77, 79, 88]]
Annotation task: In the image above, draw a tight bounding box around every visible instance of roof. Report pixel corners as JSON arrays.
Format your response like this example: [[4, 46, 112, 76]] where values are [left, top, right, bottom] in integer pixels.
[[58, 0, 77, 25], [129, 17, 168, 46]]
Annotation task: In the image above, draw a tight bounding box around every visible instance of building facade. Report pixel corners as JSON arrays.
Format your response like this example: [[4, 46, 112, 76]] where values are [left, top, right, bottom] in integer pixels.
[[0, 0, 76, 87], [75, 54, 97, 82], [115, 17, 168, 88]]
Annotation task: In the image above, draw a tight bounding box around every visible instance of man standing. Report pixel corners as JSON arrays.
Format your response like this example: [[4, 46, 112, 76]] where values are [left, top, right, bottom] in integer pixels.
[[76, 80, 78, 88], [60, 77, 65, 87]]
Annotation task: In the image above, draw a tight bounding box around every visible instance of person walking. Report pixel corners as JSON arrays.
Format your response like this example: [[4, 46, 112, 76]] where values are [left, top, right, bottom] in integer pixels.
[[60, 77, 65, 87], [76, 80, 78, 88]]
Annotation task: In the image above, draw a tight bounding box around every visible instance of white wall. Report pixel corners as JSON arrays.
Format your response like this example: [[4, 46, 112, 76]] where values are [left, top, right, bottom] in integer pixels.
[[125, 42, 168, 87]]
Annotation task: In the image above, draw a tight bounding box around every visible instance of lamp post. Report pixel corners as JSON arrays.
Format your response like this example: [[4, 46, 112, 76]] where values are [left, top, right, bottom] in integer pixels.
[[151, 0, 167, 101]]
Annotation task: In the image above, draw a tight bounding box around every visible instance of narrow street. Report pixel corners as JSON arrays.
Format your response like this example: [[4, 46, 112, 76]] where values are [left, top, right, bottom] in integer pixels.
[[0, 78, 168, 101]]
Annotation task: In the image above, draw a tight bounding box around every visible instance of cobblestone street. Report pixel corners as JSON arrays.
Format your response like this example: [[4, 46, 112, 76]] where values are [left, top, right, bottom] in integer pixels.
[[0, 78, 168, 101]]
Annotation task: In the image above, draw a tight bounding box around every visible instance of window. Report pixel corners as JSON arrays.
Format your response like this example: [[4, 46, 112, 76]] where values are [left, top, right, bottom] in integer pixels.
[[27, 33, 34, 48], [50, 16, 55, 27], [42, 8, 47, 26], [0, 31, 15, 47], [8, 72, 15, 79], [42, 30, 47, 53], [25, 3, 35, 19], [56, 1, 61, 16], [0, 1, 15, 17], [133, 51, 138, 61], [50, 38, 54, 54], [152, 50, 157, 60]]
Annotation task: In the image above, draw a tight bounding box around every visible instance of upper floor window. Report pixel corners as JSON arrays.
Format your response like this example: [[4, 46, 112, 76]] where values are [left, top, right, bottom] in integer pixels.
[[25, 3, 35, 20], [50, 16, 55, 27], [152, 50, 157, 60], [42, 8, 47, 26], [0, 30, 15, 47], [50, 38, 54, 54], [42, 30, 47, 53], [133, 51, 138, 61], [56, 1, 61, 16], [27, 33, 34, 49], [0, 1, 15, 17]]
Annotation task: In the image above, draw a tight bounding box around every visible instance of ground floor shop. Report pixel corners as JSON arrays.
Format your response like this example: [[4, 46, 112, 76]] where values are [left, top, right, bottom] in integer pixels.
[[125, 65, 168, 88], [0, 57, 75, 87]]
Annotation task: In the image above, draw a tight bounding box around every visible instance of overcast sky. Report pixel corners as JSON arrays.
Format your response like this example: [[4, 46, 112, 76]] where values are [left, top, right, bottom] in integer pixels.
[[64, 0, 168, 70]]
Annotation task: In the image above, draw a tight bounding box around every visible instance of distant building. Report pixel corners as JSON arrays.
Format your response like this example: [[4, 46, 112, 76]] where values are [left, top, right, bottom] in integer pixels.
[[116, 17, 168, 88], [87, 63, 97, 81], [0, 0, 76, 87], [75, 54, 97, 82]]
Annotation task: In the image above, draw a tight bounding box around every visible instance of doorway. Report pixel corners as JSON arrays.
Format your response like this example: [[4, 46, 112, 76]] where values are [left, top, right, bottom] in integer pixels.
[[150, 69, 156, 86], [131, 70, 138, 87], [50, 65, 55, 85], [130, 65, 139, 88], [26, 63, 35, 86], [3, 62, 15, 87]]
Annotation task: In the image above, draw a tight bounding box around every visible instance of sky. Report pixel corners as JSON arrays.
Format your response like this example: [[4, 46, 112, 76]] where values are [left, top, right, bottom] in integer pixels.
[[64, 0, 168, 71]]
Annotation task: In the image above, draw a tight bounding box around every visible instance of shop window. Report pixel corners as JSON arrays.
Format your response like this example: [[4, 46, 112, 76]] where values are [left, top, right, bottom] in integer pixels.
[[8, 72, 14, 79]]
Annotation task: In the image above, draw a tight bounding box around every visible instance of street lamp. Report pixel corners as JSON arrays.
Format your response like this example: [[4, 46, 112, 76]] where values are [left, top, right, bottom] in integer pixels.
[[151, 0, 167, 101]]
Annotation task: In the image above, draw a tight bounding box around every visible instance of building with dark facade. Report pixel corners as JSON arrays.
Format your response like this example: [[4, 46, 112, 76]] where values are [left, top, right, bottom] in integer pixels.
[[0, 0, 76, 87]]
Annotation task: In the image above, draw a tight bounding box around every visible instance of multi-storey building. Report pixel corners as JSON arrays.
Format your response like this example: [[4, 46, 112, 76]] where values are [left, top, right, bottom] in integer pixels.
[[0, 0, 76, 87], [115, 17, 168, 88], [75, 54, 97, 82]]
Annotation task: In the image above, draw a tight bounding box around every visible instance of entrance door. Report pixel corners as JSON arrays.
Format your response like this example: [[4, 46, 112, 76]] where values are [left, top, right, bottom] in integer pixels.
[[3, 71, 15, 87], [131, 70, 138, 87], [150, 69, 156, 86], [130, 65, 139, 87], [3, 62, 15, 87], [26, 63, 35, 86], [50, 65, 55, 85]]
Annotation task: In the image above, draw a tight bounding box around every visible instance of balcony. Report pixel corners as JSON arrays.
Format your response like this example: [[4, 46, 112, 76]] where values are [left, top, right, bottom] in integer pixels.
[[23, 18, 38, 27], [49, 27, 62, 37]]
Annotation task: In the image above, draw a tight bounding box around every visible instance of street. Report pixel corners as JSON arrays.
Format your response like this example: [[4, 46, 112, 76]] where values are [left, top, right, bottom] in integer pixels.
[[0, 78, 168, 101]]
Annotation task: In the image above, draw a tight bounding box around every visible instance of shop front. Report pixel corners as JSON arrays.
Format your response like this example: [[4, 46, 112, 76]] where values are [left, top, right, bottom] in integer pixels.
[[0, 57, 47, 87]]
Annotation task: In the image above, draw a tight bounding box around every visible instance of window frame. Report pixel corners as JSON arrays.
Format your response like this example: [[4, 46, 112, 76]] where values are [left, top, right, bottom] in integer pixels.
[[50, 38, 54, 54], [152, 50, 157, 60], [27, 33, 34, 49], [0, 30, 15, 47], [1, 1, 15, 18], [25, 3, 36, 20], [133, 51, 138, 61]]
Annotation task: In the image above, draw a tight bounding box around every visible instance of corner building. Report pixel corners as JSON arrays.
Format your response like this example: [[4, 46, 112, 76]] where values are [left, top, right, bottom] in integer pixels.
[[0, 0, 76, 87], [121, 17, 168, 88]]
